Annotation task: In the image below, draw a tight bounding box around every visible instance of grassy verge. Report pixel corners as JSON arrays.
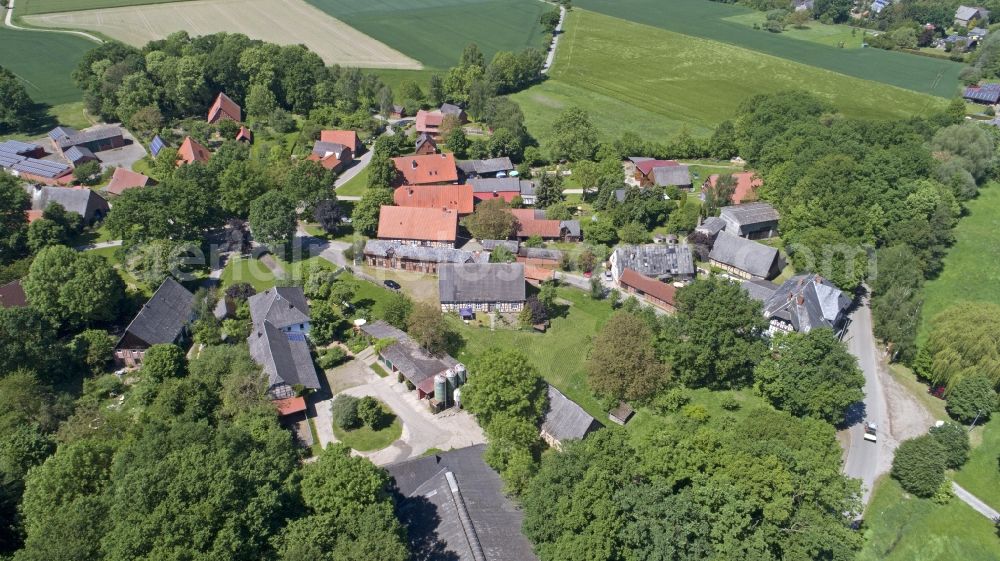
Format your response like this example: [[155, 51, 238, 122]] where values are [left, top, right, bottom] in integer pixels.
[[332, 415, 402, 452], [336, 166, 369, 197], [722, 12, 865, 49], [953, 418, 1000, 509], [370, 362, 389, 378], [219, 257, 277, 291]]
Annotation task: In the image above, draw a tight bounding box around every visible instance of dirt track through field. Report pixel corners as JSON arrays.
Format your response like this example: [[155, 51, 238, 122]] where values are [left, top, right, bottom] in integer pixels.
[[24, 0, 421, 69]]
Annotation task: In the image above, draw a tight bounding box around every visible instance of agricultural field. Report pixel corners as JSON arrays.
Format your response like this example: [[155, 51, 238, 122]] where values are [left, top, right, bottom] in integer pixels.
[[722, 11, 865, 49], [18, 0, 192, 15], [305, 0, 550, 69], [512, 10, 948, 144], [0, 12, 91, 105], [24, 0, 421, 69], [919, 183, 1000, 342], [575, 0, 963, 98]]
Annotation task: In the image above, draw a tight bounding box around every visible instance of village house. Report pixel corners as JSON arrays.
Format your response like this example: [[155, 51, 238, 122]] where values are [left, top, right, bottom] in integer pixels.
[[0, 280, 27, 309], [363, 240, 485, 273], [457, 157, 514, 179], [115, 278, 195, 366], [510, 208, 581, 242], [320, 130, 362, 154], [390, 105, 406, 120], [610, 242, 696, 284], [963, 82, 1000, 104], [105, 167, 154, 196], [414, 132, 438, 155], [719, 201, 779, 239], [307, 140, 352, 172], [955, 5, 989, 27], [176, 136, 211, 166], [392, 153, 459, 186], [743, 273, 852, 336], [469, 177, 537, 204], [701, 172, 762, 205], [633, 159, 692, 188], [439, 262, 526, 314], [516, 246, 563, 269], [440, 102, 468, 123], [709, 231, 782, 280], [393, 183, 474, 215], [246, 286, 317, 415], [620, 268, 680, 312], [385, 445, 541, 561], [378, 205, 458, 247], [236, 126, 253, 144], [361, 320, 461, 401], [64, 146, 98, 167], [694, 216, 727, 239], [249, 287, 311, 335], [415, 109, 445, 139], [207, 92, 241, 124], [50, 125, 125, 156], [24, 185, 110, 224], [541, 385, 602, 451]]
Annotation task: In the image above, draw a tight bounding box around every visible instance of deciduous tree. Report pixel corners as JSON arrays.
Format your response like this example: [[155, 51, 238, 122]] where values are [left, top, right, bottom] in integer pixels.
[[891, 434, 945, 498], [248, 190, 296, 247], [463, 198, 516, 240], [586, 311, 669, 401]]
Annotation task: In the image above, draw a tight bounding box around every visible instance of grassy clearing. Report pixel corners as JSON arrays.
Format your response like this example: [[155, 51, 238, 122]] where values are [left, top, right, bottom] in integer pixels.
[[331, 410, 402, 451], [219, 257, 277, 291], [858, 476, 1000, 561], [513, 10, 947, 144], [575, 0, 963, 98], [336, 166, 369, 197], [953, 418, 1000, 509], [920, 183, 1000, 343], [305, 0, 550, 69], [0, 15, 91, 105], [722, 12, 864, 49], [19, 0, 193, 15]]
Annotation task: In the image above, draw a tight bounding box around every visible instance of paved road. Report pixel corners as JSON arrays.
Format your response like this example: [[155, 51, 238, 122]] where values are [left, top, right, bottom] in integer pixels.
[[334, 149, 373, 189], [295, 224, 351, 268], [841, 296, 888, 506], [74, 239, 122, 251], [542, 4, 566, 73], [952, 482, 1000, 520], [3, 0, 103, 42]]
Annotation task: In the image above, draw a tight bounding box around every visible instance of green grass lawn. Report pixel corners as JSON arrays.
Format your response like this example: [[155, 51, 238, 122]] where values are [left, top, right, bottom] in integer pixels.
[[332, 414, 402, 452], [574, 0, 963, 98], [722, 12, 865, 49], [953, 418, 1000, 509], [219, 257, 277, 292], [304, 0, 550, 69], [18, 0, 194, 15], [919, 182, 1000, 343], [858, 476, 1000, 561], [513, 10, 947, 144], [337, 272, 398, 321], [0, 12, 92, 105], [336, 166, 369, 197]]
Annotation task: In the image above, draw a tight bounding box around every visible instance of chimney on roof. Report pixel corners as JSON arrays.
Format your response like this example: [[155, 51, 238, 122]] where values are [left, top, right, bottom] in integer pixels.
[[411, 160, 417, 169], [796, 293, 804, 306]]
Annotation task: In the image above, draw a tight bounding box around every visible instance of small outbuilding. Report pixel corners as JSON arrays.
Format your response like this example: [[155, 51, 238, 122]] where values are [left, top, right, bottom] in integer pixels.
[[608, 402, 635, 426]]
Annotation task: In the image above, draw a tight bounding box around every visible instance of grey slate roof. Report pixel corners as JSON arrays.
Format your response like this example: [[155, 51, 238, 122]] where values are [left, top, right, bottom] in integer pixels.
[[752, 273, 852, 333], [652, 165, 691, 186], [458, 157, 514, 176], [386, 444, 540, 561], [956, 5, 986, 20], [360, 320, 458, 387], [55, 125, 123, 150], [248, 321, 320, 391], [517, 247, 562, 261], [64, 146, 96, 163], [720, 202, 779, 227], [560, 220, 581, 237], [439, 263, 526, 304], [696, 216, 726, 236], [248, 287, 310, 330], [311, 141, 347, 156], [741, 278, 779, 302], [709, 231, 779, 278], [440, 103, 465, 118], [415, 133, 436, 151], [25, 185, 109, 219], [614, 188, 627, 203], [119, 278, 194, 348], [541, 385, 601, 443], [364, 239, 481, 264], [48, 126, 78, 141], [613, 243, 695, 280], [479, 239, 519, 252]]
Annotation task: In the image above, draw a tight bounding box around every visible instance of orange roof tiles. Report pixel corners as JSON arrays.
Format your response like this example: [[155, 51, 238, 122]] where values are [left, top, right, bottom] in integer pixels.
[[177, 137, 211, 166], [393, 184, 474, 215], [320, 130, 360, 152], [106, 167, 152, 195], [377, 206, 457, 243], [524, 265, 554, 282], [704, 172, 762, 205], [306, 152, 346, 171], [415, 110, 444, 134], [236, 126, 253, 143], [392, 153, 459, 185], [273, 396, 306, 416], [620, 268, 677, 309], [510, 208, 562, 238], [207, 92, 241, 124], [25, 210, 43, 223]]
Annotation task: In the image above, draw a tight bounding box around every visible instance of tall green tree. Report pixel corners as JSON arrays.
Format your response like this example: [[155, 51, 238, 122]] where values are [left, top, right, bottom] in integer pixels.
[[462, 198, 516, 240], [219, 160, 274, 217], [586, 312, 669, 402], [0, 174, 29, 262], [351, 188, 394, 237], [534, 172, 565, 209], [248, 191, 296, 247], [891, 435, 945, 498], [916, 302, 1000, 389], [547, 107, 599, 162], [0, 66, 34, 133], [463, 347, 548, 428], [22, 246, 124, 329], [284, 159, 334, 209]]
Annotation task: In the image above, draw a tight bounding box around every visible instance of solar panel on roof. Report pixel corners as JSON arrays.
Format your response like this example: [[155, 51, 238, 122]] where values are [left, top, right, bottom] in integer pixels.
[[150, 135, 166, 157], [12, 158, 71, 178], [0, 140, 41, 156], [286, 333, 306, 342], [0, 154, 26, 168]]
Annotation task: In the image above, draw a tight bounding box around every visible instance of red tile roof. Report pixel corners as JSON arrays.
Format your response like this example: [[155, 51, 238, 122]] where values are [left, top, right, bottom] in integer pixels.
[[106, 167, 152, 195], [635, 159, 679, 176], [392, 153, 459, 185], [236, 126, 253, 143], [393, 184, 474, 214], [0, 280, 27, 308], [25, 210, 43, 223], [620, 268, 677, 309], [524, 265, 554, 282], [306, 152, 346, 171], [320, 130, 360, 152], [273, 396, 306, 416], [704, 172, 762, 205], [510, 208, 562, 238], [177, 137, 211, 166], [415, 110, 444, 134], [207, 92, 241, 124], [377, 206, 457, 243]]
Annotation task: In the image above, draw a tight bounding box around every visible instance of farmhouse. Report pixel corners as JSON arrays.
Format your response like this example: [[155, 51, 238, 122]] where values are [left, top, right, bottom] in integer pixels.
[[307, 140, 352, 172], [207, 92, 241, 124], [393, 184, 474, 215], [634, 159, 691, 188], [415, 109, 445, 138], [385, 445, 540, 561], [1, 141, 73, 185], [24, 185, 109, 224], [114, 278, 195, 366], [378, 205, 458, 247], [440, 103, 467, 123], [439, 263, 526, 314], [0, 281, 27, 309], [457, 157, 514, 179], [249, 287, 311, 334], [64, 146, 98, 167], [390, 105, 406, 120], [702, 172, 762, 205], [320, 130, 362, 154], [414, 132, 438, 155], [392, 153, 459, 186], [361, 320, 460, 400], [695, 216, 727, 238], [469, 177, 537, 203], [517, 247, 562, 269], [963, 82, 1000, 104], [248, 321, 320, 408], [618, 268, 679, 312], [609, 243, 696, 283], [50, 125, 125, 155], [177, 136, 211, 166], [709, 231, 782, 280], [541, 385, 602, 450], [363, 240, 484, 273], [720, 201, 779, 239], [510, 209, 581, 242], [955, 5, 989, 27], [105, 167, 154, 196], [743, 273, 852, 336]]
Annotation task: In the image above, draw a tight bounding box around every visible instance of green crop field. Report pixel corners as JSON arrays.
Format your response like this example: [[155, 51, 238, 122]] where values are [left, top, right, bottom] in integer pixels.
[[304, 0, 550, 69], [18, 0, 193, 15], [575, 0, 963, 98], [0, 19, 91, 104], [919, 183, 1000, 342], [512, 10, 947, 144]]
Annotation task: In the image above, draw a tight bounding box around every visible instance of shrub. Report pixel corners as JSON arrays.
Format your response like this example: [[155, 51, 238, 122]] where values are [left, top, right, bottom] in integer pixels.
[[720, 395, 741, 411], [357, 396, 392, 430], [331, 395, 361, 430], [318, 347, 347, 369], [681, 404, 710, 422], [891, 435, 946, 498], [946, 374, 997, 424], [932, 480, 954, 505], [653, 388, 690, 414], [929, 422, 970, 469]]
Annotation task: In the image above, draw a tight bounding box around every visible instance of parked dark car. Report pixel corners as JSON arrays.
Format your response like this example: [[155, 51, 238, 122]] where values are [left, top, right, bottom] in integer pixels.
[[383, 280, 401, 290]]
